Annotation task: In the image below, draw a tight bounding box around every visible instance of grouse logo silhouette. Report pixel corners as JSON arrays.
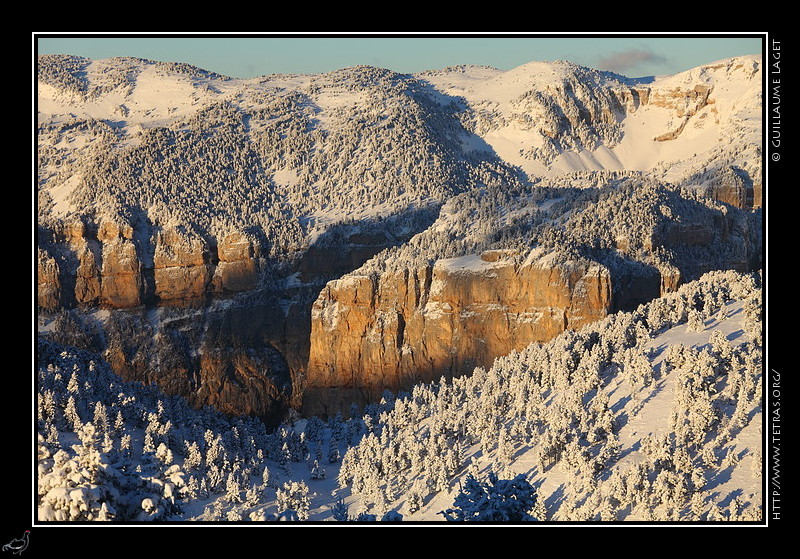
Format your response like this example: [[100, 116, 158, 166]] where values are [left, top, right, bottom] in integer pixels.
[[2, 531, 29, 555]]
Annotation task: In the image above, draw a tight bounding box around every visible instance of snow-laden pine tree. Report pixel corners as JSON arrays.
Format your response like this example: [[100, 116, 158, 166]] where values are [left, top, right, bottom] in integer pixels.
[[440, 471, 539, 522], [276, 481, 311, 521]]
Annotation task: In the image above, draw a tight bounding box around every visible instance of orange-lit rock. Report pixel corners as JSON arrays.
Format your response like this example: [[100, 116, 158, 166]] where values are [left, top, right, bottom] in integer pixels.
[[153, 226, 211, 302], [100, 238, 142, 308], [37, 248, 61, 310], [303, 249, 614, 416], [74, 241, 102, 304]]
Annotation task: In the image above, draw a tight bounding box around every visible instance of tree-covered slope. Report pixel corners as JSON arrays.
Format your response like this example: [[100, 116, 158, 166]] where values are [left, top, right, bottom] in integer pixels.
[[37, 269, 762, 522]]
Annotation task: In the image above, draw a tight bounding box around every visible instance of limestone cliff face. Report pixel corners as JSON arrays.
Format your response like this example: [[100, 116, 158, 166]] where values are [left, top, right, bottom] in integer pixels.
[[153, 227, 212, 302], [647, 84, 713, 118], [212, 232, 260, 293], [630, 82, 715, 143], [706, 166, 760, 210], [37, 248, 61, 311], [74, 241, 101, 304], [100, 238, 143, 308], [303, 250, 614, 416], [37, 220, 262, 310], [37, 216, 399, 421]]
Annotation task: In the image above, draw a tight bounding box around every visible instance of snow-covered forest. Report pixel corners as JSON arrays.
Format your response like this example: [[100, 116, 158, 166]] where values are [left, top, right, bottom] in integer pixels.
[[37, 269, 762, 522], [358, 171, 760, 286], [37, 55, 523, 265]]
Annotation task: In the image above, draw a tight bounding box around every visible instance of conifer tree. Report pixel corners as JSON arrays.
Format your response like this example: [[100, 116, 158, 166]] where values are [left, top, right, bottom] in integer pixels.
[[440, 471, 538, 522], [331, 499, 350, 521]]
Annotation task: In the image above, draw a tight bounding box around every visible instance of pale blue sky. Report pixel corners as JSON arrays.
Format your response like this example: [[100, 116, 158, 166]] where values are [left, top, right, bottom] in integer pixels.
[[34, 33, 765, 80]]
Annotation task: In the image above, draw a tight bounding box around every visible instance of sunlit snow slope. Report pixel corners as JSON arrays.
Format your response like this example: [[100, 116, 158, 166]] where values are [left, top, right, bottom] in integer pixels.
[[419, 56, 762, 182]]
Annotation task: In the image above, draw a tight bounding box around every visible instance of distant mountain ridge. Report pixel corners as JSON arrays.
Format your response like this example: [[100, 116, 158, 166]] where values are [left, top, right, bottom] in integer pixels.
[[37, 54, 762, 237], [422, 56, 761, 182]]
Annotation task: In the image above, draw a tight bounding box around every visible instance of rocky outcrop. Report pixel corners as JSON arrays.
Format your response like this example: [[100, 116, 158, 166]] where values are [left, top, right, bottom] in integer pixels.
[[97, 220, 134, 242], [37, 217, 143, 309], [153, 226, 212, 302], [659, 264, 682, 296], [100, 238, 143, 308], [707, 166, 759, 210], [647, 84, 713, 118], [74, 241, 102, 304], [646, 84, 714, 142], [37, 248, 61, 311], [303, 249, 616, 416], [212, 232, 260, 293], [37, 220, 263, 310]]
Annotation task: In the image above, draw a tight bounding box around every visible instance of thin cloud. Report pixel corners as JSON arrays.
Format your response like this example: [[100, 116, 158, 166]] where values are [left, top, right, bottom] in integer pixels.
[[596, 49, 669, 75]]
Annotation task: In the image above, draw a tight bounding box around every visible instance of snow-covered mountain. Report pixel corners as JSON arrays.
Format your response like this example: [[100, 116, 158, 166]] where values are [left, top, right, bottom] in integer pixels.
[[35, 52, 765, 525], [37, 54, 761, 235], [37, 56, 515, 241], [420, 57, 762, 187]]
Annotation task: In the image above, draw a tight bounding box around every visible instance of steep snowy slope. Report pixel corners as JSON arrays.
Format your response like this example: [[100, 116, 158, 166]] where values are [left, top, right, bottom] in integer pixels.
[[419, 55, 762, 189]]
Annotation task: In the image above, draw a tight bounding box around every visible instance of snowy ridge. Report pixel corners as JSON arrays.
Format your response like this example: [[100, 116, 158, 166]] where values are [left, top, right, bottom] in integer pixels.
[[419, 55, 761, 180]]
